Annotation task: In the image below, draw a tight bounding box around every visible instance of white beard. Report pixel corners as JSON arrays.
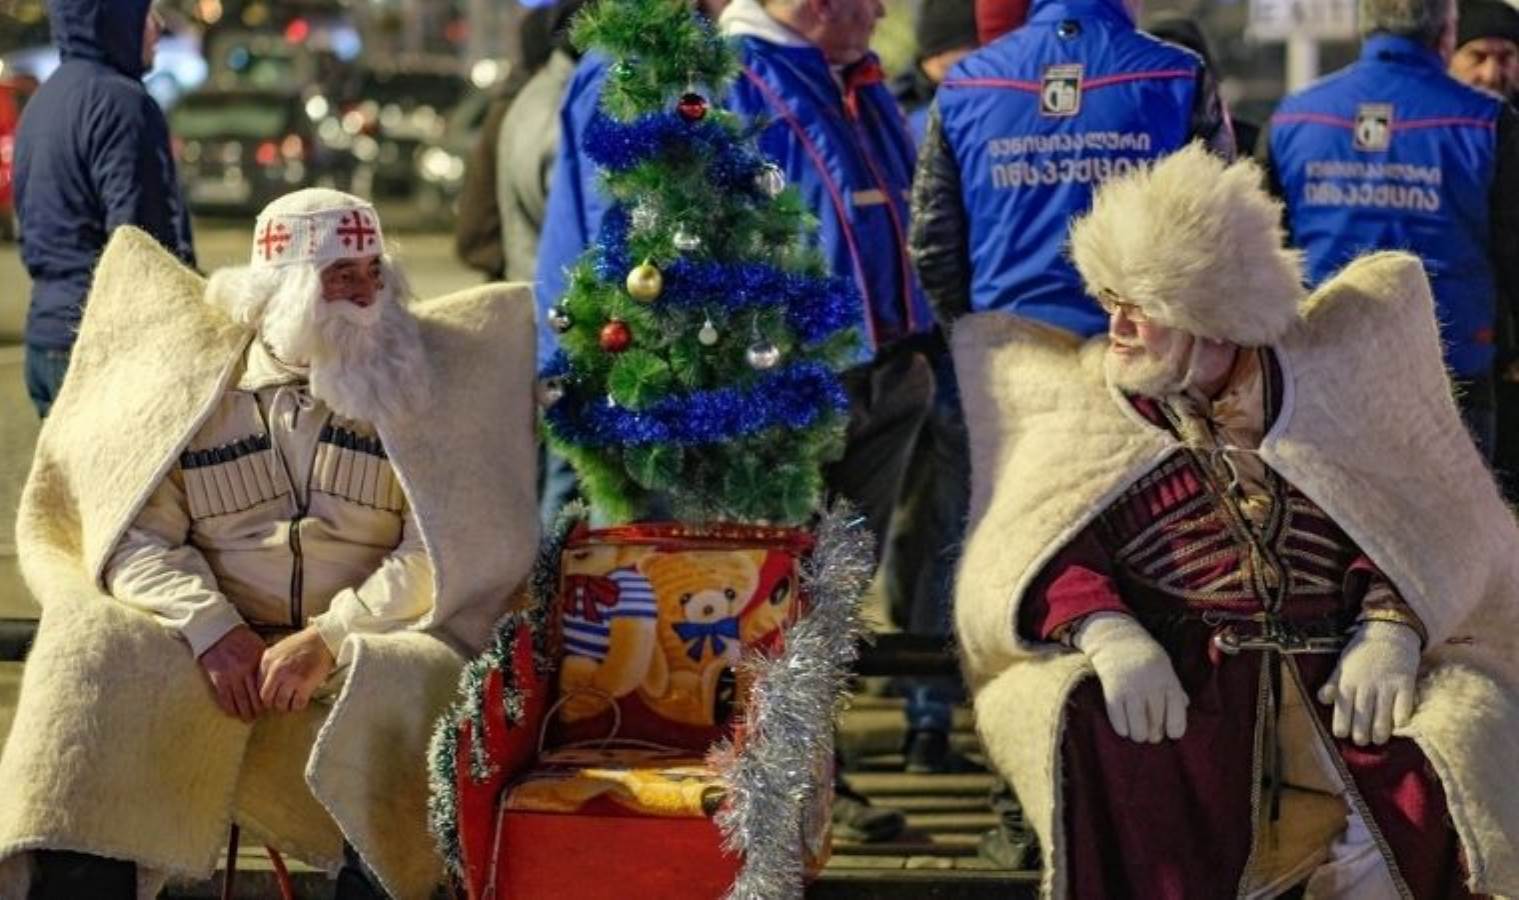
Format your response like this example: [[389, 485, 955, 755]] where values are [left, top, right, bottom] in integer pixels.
[[1104, 335, 1197, 399], [257, 262, 431, 423]]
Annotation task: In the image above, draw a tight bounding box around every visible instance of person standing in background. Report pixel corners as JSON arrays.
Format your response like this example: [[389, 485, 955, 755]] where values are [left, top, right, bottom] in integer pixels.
[[15, 0, 195, 417], [1259, 0, 1519, 462], [893, 0, 979, 146], [1449, 0, 1519, 100], [1448, 0, 1519, 497], [497, 0, 589, 284], [453, 4, 555, 281], [909, 0, 1233, 339]]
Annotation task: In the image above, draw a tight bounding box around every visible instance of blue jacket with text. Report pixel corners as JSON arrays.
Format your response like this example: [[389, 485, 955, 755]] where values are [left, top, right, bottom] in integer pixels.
[[1264, 35, 1503, 378]]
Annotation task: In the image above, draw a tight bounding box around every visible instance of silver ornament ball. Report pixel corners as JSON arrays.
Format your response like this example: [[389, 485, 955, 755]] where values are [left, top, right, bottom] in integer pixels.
[[746, 340, 782, 370], [536, 376, 566, 407], [547, 305, 573, 333], [698, 319, 719, 346], [673, 226, 703, 252], [630, 204, 657, 231], [756, 164, 786, 197]]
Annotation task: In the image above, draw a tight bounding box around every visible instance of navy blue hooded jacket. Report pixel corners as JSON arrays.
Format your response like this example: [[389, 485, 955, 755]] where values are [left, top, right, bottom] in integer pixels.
[[16, 0, 196, 350]]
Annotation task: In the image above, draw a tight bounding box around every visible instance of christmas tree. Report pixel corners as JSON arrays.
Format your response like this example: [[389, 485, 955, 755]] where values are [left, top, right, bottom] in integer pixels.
[[538, 0, 859, 525]]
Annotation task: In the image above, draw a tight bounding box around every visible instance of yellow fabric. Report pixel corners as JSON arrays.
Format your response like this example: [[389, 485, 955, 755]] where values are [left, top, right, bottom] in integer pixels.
[[506, 748, 722, 818]]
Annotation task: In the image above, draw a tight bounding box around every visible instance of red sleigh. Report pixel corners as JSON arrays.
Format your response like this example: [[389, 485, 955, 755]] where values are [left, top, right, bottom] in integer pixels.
[[430, 518, 865, 899]]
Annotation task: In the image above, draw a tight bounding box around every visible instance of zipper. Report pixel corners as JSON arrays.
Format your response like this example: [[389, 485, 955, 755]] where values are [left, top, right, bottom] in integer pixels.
[[257, 384, 330, 629], [1281, 656, 1414, 899], [848, 108, 918, 335], [285, 406, 330, 627], [289, 519, 304, 627]]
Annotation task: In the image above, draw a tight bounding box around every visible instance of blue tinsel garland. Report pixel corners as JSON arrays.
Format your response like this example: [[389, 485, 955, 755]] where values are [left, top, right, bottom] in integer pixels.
[[542, 359, 847, 447], [584, 110, 767, 194], [594, 208, 858, 344]]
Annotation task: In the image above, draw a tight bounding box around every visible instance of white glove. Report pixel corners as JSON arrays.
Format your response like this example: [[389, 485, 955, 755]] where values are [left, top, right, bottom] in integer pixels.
[[1317, 620, 1420, 746], [1074, 612, 1189, 743]]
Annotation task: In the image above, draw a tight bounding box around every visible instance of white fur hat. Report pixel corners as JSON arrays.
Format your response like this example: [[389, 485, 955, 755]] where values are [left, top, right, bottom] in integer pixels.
[[249, 187, 385, 269], [1068, 142, 1306, 347]]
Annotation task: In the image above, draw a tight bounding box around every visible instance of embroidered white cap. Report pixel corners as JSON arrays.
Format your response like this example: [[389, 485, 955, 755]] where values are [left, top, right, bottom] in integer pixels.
[[248, 188, 386, 269]]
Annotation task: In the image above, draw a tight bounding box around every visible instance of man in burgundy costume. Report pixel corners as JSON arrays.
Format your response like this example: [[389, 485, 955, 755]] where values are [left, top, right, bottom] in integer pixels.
[[952, 143, 1519, 898]]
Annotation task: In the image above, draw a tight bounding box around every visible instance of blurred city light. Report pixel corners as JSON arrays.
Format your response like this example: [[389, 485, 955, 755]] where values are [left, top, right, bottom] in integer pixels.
[[470, 59, 499, 89]]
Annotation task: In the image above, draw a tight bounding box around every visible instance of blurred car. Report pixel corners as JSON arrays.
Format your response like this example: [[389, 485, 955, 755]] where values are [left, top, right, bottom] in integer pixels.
[[0, 75, 38, 241], [347, 65, 466, 208], [169, 88, 354, 216], [413, 87, 494, 226], [205, 29, 317, 92]]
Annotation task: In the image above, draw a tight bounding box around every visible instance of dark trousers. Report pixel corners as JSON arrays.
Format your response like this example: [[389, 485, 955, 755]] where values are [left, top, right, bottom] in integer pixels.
[[1455, 372, 1497, 463], [335, 842, 390, 899], [1493, 375, 1519, 501], [823, 344, 936, 562], [27, 845, 387, 899], [825, 341, 968, 734], [28, 850, 134, 899], [23, 344, 71, 419], [882, 347, 969, 732]]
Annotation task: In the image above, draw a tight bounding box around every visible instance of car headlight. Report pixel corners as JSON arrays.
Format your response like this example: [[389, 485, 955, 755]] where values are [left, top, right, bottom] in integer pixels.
[[419, 146, 464, 183]]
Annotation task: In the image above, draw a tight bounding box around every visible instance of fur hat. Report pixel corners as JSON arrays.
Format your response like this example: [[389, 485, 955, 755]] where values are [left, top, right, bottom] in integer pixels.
[[1068, 142, 1306, 348]]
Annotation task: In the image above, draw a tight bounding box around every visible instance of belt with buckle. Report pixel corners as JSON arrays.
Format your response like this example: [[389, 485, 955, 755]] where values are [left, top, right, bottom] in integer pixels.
[[1201, 611, 1346, 656]]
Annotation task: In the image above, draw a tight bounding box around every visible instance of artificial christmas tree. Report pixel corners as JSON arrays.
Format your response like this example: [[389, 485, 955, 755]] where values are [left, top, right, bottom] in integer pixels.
[[533, 0, 859, 525], [429, 1, 871, 897]]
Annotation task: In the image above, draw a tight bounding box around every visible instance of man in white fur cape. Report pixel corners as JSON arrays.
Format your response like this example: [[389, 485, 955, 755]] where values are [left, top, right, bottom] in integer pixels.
[[0, 189, 539, 899], [953, 143, 1519, 898]]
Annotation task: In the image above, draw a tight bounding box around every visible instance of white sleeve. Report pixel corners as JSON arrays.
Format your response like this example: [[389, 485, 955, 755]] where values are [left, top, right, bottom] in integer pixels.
[[104, 469, 245, 657], [309, 507, 435, 665]]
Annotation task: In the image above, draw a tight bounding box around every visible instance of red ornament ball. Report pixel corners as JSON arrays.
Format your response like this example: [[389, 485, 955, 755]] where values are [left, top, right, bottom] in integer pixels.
[[676, 92, 709, 122], [600, 320, 632, 352]]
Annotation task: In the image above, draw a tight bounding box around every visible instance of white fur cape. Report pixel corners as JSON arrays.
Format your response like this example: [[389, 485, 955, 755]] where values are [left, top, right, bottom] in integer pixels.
[[0, 228, 540, 899], [953, 252, 1519, 898]]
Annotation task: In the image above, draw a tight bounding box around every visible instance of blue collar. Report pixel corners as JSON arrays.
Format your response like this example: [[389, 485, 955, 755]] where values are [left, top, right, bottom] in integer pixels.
[[1361, 33, 1444, 70], [1028, 0, 1135, 28]]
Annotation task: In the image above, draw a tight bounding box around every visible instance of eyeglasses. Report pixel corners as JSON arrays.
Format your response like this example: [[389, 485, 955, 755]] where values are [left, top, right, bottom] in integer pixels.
[[1096, 289, 1149, 323]]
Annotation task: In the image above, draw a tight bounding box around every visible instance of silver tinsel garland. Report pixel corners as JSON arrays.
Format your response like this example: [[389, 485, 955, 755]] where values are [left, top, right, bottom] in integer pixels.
[[710, 501, 873, 900]]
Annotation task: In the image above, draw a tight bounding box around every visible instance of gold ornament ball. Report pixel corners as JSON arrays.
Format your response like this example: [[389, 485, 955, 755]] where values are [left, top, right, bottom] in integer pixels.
[[626, 262, 663, 302]]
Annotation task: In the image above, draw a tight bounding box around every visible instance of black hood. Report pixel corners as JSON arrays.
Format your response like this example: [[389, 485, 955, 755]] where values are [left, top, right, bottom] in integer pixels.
[[49, 0, 152, 79]]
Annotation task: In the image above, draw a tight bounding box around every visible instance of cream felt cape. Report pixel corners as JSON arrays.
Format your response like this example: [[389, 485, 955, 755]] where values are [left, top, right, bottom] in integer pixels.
[[0, 228, 540, 900], [953, 251, 1519, 899]]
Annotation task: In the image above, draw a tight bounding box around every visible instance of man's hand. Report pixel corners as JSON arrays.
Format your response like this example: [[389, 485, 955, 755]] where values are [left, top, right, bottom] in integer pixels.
[[259, 626, 337, 713], [1318, 621, 1420, 746], [198, 625, 266, 722], [1074, 613, 1189, 743]]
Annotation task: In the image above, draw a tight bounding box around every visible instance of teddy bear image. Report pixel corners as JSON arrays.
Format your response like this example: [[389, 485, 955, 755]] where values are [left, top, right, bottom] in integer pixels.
[[555, 542, 664, 723], [638, 549, 762, 727]]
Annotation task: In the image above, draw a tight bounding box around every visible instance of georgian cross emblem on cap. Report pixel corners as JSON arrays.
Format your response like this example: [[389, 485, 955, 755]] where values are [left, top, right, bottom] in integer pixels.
[[256, 220, 292, 261], [335, 210, 378, 251]]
